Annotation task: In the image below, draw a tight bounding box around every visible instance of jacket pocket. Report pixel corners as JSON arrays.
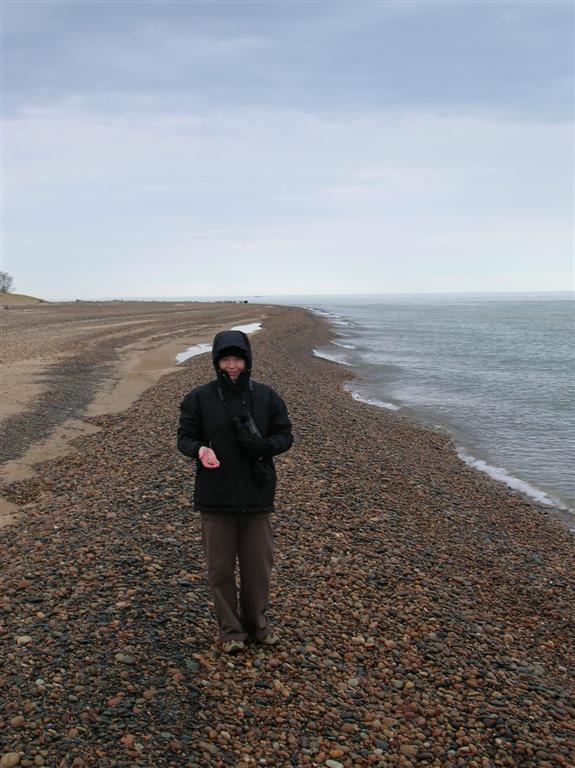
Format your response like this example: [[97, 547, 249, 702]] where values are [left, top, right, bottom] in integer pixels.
[[246, 459, 276, 509], [195, 460, 244, 510]]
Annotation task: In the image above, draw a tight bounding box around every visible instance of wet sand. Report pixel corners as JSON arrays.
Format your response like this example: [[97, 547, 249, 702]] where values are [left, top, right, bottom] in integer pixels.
[[0, 303, 573, 767]]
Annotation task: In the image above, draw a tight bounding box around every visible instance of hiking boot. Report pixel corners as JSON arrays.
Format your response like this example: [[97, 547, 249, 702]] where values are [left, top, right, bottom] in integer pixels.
[[222, 639, 245, 654], [256, 630, 279, 646]]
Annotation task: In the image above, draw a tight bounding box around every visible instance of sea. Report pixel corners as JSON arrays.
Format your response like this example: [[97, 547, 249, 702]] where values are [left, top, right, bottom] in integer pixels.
[[161, 292, 574, 523]]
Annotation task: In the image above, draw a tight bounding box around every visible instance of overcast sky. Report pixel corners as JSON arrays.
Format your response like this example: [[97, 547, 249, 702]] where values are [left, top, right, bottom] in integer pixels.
[[2, 0, 573, 300]]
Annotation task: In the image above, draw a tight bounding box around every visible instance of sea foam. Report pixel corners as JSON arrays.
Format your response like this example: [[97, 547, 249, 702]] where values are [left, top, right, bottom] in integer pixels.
[[332, 340, 356, 349], [312, 348, 354, 366], [456, 449, 566, 509], [344, 383, 400, 411]]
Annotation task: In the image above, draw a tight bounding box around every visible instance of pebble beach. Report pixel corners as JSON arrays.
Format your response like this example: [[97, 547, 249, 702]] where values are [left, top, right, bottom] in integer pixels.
[[1, 302, 574, 768]]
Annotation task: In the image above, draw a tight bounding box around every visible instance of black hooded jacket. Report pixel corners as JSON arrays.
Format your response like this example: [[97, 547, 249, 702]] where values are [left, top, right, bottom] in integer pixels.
[[177, 330, 293, 514]]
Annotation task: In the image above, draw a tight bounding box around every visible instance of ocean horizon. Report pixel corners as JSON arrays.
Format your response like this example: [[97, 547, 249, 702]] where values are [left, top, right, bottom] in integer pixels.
[[110, 290, 573, 303]]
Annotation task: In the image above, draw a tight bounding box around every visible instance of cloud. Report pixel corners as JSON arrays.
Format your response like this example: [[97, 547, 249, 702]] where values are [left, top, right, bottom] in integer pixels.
[[3, 1, 573, 119], [4, 102, 572, 298]]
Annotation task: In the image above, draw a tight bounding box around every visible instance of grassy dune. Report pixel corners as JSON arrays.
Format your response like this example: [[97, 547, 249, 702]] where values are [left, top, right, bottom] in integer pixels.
[[1, 292, 46, 304]]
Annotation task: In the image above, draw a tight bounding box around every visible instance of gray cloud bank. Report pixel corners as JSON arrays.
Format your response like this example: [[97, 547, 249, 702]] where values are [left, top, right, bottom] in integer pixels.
[[5, 0, 573, 119]]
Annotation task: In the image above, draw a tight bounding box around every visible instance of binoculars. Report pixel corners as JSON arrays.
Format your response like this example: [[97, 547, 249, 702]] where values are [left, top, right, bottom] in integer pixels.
[[232, 414, 262, 439]]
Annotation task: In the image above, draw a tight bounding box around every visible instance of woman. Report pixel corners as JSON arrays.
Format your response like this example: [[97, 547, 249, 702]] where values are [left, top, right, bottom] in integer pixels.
[[177, 329, 293, 653]]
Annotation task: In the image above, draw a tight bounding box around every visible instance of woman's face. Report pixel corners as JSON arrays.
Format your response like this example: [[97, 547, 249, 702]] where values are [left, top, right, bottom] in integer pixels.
[[218, 355, 246, 381]]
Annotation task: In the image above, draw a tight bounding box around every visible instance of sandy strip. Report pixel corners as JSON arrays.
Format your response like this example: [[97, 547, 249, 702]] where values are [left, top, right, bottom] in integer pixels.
[[0, 496, 22, 528], [84, 323, 263, 419]]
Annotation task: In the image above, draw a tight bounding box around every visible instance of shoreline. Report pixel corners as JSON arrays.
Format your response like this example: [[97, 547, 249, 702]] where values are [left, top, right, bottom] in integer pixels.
[[312, 327, 575, 533], [346, 380, 575, 533], [1, 302, 574, 766], [2, 298, 572, 531]]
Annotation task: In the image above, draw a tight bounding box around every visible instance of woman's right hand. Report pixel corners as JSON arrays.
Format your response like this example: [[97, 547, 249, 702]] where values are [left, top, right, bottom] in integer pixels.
[[198, 446, 221, 469]]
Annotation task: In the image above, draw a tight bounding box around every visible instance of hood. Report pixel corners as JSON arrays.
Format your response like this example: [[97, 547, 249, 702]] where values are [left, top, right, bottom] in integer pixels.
[[212, 329, 253, 374]]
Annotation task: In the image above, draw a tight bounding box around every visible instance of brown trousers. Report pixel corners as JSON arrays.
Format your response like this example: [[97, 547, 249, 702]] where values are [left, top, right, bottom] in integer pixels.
[[200, 511, 274, 642]]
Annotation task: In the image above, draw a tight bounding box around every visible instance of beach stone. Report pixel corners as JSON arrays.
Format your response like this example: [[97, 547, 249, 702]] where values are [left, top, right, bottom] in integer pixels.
[[9, 716, 25, 728], [114, 653, 135, 664], [0, 755, 21, 768]]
